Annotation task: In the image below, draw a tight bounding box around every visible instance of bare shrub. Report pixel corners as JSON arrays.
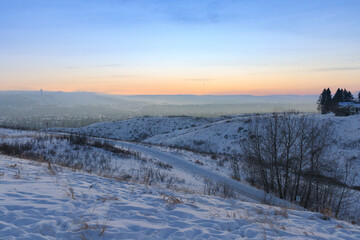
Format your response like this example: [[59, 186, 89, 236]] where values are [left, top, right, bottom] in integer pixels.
[[154, 161, 173, 169], [69, 134, 87, 145], [195, 160, 204, 165]]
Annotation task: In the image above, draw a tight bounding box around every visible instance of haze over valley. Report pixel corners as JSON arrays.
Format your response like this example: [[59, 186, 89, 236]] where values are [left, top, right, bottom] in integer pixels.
[[0, 90, 317, 129], [1, 0, 360, 239]]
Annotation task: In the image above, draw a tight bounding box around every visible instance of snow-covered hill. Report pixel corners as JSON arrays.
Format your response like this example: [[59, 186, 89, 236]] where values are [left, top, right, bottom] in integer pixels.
[[50, 116, 220, 141], [51, 113, 360, 161], [1, 113, 360, 238], [1, 156, 360, 240], [49, 113, 360, 222]]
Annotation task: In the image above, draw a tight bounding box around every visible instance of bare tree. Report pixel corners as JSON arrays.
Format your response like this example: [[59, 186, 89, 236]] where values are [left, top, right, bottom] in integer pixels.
[[240, 113, 354, 217], [242, 116, 270, 193]]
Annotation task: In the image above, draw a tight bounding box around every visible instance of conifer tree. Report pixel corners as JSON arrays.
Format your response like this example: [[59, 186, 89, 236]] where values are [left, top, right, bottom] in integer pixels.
[[332, 88, 344, 105], [343, 89, 354, 102], [317, 88, 332, 114]]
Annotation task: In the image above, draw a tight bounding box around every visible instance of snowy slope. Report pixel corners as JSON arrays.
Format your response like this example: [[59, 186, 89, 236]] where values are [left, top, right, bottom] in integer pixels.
[[50, 116, 218, 141], [144, 114, 252, 154], [1, 156, 360, 240], [0, 128, 202, 192], [145, 114, 360, 156], [115, 140, 302, 209], [51, 114, 360, 161]]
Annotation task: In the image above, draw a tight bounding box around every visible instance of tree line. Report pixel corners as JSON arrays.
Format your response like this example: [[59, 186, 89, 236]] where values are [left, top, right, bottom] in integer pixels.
[[317, 88, 359, 114], [240, 113, 355, 218]]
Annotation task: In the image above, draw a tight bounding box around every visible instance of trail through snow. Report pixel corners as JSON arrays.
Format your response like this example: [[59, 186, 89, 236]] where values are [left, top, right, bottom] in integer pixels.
[[114, 140, 302, 209], [46, 131, 304, 209]]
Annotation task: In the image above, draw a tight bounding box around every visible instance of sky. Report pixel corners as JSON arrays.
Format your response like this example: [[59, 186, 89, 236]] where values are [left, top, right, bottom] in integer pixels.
[[0, 0, 359, 95]]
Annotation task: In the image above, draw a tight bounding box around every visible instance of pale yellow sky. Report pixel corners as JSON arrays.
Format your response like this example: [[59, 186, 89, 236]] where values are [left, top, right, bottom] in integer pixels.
[[2, 70, 358, 95]]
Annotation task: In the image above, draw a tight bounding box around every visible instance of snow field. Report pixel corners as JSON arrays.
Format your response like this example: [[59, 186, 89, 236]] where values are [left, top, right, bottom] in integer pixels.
[[1, 156, 360, 240]]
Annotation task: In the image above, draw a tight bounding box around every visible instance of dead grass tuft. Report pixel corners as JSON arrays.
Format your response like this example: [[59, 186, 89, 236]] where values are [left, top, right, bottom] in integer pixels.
[[335, 224, 344, 229], [75, 215, 109, 239], [47, 162, 56, 175], [78, 219, 96, 231], [65, 186, 75, 200], [9, 163, 17, 169], [274, 208, 288, 218], [97, 195, 120, 203], [161, 193, 183, 205], [194, 160, 204, 165], [320, 207, 333, 220], [13, 169, 21, 179]]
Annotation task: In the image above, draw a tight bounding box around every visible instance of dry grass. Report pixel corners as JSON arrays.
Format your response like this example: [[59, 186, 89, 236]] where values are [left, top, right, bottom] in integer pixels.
[[161, 193, 183, 205], [97, 216, 109, 237], [97, 195, 120, 203], [335, 224, 344, 229], [75, 215, 109, 239], [13, 169, 21, 179], [194, 160, 204, 165], [274, 208, 288, 218], [64, 186, 76, 200], [78, 219, 96, 231], [320, 207, 333, 220], [9, 163, 17, 169], [47, 162, 56, 175]]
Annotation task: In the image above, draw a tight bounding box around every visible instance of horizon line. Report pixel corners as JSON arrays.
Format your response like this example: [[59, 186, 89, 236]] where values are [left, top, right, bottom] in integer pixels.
[[0, 90, 321, 97]]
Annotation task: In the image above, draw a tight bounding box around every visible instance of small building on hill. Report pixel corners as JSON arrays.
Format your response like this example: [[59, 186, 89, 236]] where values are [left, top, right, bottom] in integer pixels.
[[337, 102, 360, 115]]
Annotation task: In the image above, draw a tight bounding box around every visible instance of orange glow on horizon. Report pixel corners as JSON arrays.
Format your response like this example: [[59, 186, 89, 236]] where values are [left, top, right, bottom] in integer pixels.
[[1, 65, 359, 95]]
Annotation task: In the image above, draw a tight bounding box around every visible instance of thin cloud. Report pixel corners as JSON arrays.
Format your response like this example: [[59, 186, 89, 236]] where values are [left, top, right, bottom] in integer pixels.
[[65, 64, 123, 69], [185, 78, 216, 82], [312, 67, 360, 71], [84, 74, 140, 79]]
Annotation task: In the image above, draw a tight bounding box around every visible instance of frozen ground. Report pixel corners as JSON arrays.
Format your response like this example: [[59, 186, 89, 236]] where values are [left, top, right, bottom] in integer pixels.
[[1, 156, 360, 240]]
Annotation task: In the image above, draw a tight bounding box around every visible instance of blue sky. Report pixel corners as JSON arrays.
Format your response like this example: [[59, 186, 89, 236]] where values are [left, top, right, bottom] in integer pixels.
[[0, 0, 359, 94]]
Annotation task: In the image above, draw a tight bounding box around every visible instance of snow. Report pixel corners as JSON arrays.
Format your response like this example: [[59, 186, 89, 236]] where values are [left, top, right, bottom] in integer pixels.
[[115, 140, 302, 209], [49, 116, 218, 142], [338, 102, 360, 108], [53, 114, 359, 158], [0, 128, 203, 192], [1, 155, 360, 240], [1, 113, 360, 238], [48, 114, 360, 188], [48, 113, 360, 221]]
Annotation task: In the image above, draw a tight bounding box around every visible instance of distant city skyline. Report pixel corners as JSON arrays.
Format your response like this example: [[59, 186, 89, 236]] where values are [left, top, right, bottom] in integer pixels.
[[0, 0, 359, 95]]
